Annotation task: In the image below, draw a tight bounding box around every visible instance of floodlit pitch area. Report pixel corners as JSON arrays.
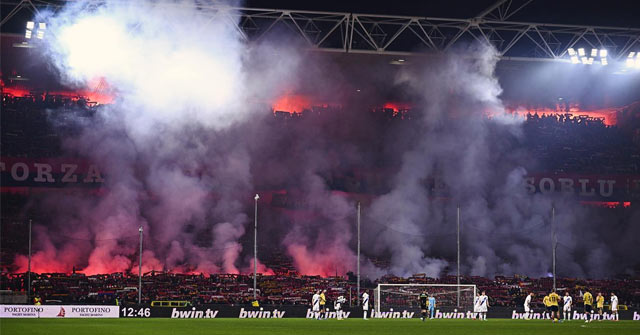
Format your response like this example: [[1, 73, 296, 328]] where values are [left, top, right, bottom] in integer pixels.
[[1, 319, 639, 335]]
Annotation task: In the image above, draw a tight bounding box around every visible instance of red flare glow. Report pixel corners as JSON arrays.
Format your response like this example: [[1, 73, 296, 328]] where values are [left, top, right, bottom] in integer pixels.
[[2, 77, 114, 105], [382, 102, 412, 112], [581, 201, 631, 208], [244, 258, 275, 276], [272, 94, 313, 113], [287, 244, 352, 277], [271, 94, 342, 113], [270, 94, 622, 126], [2, 86, 30, 97], [271, 94, 414, 115], [51, 90, 114, 105], [506, 104, 619, 126]]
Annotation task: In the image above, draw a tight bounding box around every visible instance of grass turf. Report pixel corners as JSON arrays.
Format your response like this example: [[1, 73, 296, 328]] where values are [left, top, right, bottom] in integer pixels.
[[1, 318, 639, 335]]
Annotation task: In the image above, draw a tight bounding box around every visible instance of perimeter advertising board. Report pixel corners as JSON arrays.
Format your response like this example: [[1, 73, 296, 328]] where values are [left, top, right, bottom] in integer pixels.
[[0, 305, 119, 318], [2, 304, 637, 320], [118, 305, 640, 320]]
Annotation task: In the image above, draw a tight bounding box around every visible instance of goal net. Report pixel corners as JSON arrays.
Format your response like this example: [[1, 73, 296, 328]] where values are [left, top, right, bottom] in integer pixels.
[[375, 284, 476, 312]]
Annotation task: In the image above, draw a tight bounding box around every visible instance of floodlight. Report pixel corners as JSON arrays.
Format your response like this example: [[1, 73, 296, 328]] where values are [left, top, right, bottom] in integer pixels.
[[39, 22, 46, 30], [590, 49, 598, 57], [599, 49, 607, 58], [580, 57, 594, 65], [629, 52, 636, 58], [36, 30, 44, 39], [601, 58, 607, 66], [568, 48, 576, 56], [25, 30, 32, 39], [26, 21, 34, 29], [578, 48, 585, 56], [627, 58, 636, 68], [570, 56, 580, 64]]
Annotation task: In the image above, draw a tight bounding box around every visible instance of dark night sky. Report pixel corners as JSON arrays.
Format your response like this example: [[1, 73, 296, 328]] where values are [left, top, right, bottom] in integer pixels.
[[244, 0, 640, 28], [1, 0, 639, 33]]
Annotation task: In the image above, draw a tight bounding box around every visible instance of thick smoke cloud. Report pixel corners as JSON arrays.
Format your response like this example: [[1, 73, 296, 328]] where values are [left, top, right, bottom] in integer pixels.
[[10, 1, 639, 279], [362, 45, 637, 278], [15, 0, 300, 275]]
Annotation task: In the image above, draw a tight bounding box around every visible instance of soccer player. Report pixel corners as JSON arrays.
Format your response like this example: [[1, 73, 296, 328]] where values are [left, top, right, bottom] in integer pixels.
[[524, 292, 534, 320], [419, 291, 428, 321], [610, 292, 618, 321], [548, 290, 560, 322], [473, 293, 480, 320], [542, 294, 551, 320], [312, 290, 321, 320], [334, 295, 346, 320], [563, 291, 573, 321], [477, 291, 489, 321], [362, 291, 370, 320], [596, 292, 605, 321], [320, 289, 327, 319], [583, 290, 594, 323], [428, 294, 436, 319]]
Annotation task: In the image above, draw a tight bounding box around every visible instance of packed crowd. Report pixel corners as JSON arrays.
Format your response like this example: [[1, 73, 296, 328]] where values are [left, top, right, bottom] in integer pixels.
[[1, 271, 639, 309], [523, 113, 638, 174], [1, 93, 93, 158], [2, 93, 639, 175], [2, 94, 639, 310], [0, 271, 358, 306]]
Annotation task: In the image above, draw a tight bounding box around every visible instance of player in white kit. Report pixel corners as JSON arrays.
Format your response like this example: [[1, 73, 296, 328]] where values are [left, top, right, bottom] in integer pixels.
[[563, 291, 572, 321], [312, 290, 321, 320], [362, 291, 370, 320], [610, 293, 619, 321], [473, 293, 480, 319], [524, 292, 534, 320], [477, 291, 489, 321], [334, 295, 346, 320]]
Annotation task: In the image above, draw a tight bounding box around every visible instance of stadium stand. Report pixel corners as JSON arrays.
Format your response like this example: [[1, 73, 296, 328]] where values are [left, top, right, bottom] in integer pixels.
[[1, 93, 639, 310], [1, 271, 638, 309]]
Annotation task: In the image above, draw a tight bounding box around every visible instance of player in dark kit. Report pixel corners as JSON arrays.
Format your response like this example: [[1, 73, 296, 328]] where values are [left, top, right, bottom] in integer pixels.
[[419, 291, 428, 321]]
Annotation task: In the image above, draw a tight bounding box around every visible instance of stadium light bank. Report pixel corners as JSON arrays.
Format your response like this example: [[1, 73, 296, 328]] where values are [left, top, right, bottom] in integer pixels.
[[564, 47, 640, 73]]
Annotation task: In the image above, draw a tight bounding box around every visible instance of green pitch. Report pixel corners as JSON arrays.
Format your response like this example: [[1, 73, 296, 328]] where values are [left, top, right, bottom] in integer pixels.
[[1, 318, 639, 335]]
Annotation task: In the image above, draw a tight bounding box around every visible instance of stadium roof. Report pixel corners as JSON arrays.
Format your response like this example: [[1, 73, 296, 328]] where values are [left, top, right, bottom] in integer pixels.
[[2, 1, 640, 62], [3, 0, 639, 31]]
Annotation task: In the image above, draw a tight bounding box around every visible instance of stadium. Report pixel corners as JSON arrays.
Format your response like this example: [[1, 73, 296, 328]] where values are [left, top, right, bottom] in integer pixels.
[[1, 0, 640, 334]]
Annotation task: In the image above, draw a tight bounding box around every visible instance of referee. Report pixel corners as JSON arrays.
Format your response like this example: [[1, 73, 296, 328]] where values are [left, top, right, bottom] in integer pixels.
[[419, 291, 428, 321]]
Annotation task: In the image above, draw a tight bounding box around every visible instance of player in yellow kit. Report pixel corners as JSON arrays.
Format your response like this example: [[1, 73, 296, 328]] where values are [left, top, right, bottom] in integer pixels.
[[596, 293, 605, 321], [548, 290, 560, 322], [583, 290, 594, 323], [543, 294, 551, 320], [319, 290, 327, 319]]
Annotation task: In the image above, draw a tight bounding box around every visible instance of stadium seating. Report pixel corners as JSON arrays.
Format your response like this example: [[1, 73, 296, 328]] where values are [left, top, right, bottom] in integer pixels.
[[1, 93, 639, 309], [1, 271, 638, 308]]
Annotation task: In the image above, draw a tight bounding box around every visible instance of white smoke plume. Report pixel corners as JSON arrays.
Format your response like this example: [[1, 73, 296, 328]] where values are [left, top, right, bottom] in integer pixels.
[[15, 0, 303, 275], [361, 44, 634, 279]]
